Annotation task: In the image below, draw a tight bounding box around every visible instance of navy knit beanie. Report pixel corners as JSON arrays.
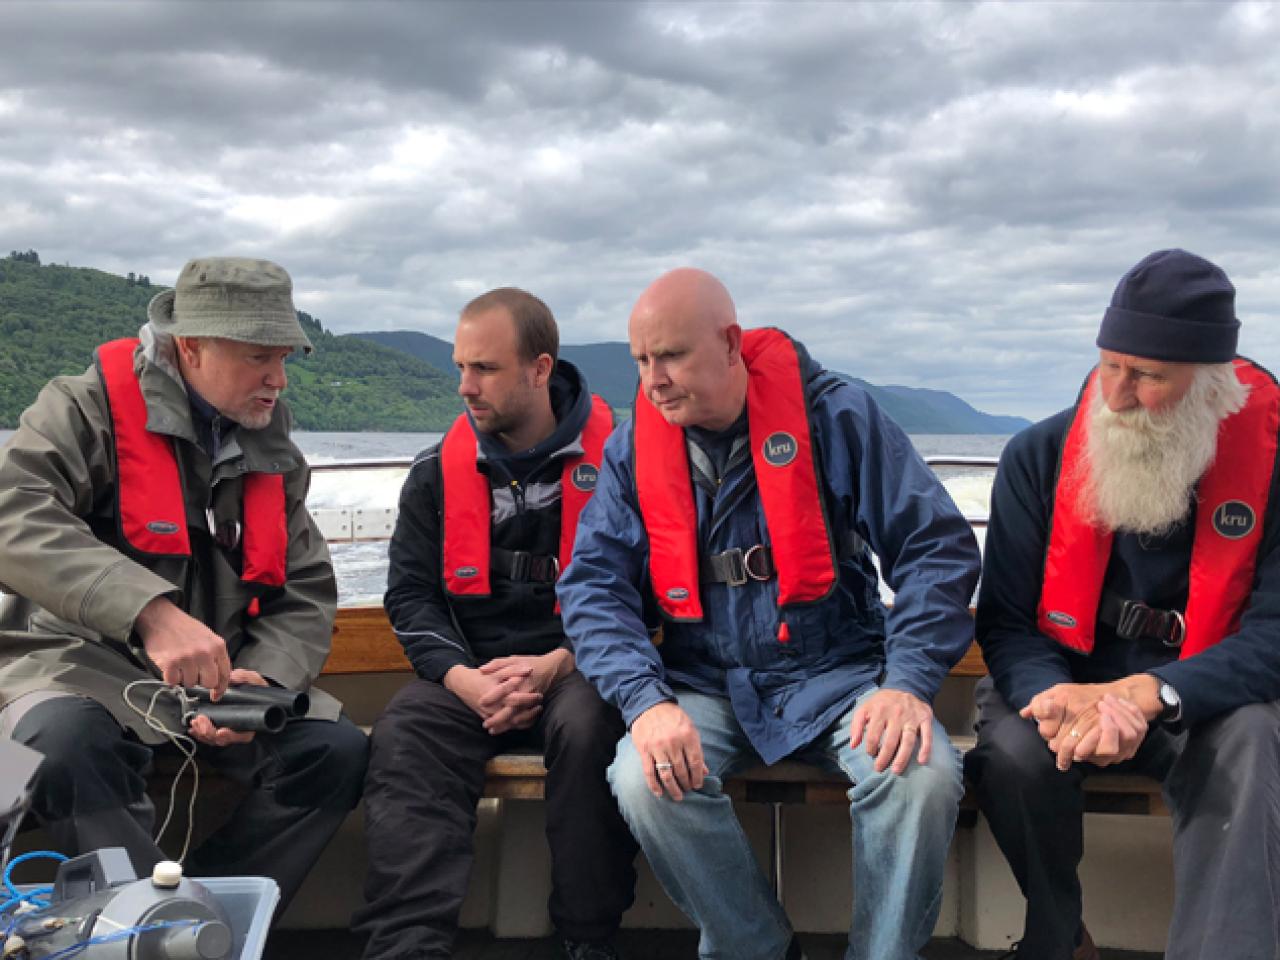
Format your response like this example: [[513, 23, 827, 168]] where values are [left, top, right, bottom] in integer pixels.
[[1096, 249, 1239, 363]]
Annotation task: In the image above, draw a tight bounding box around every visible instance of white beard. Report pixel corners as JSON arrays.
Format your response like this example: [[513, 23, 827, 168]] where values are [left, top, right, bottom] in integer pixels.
[[1077, 364, 1249, 537]]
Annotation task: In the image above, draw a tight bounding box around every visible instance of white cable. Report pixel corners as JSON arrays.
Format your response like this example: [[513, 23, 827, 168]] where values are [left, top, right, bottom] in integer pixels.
[[121, 681, 199, 864]]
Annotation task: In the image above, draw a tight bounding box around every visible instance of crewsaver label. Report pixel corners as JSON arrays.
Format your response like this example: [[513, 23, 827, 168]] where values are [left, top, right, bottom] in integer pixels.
[[1046, 611, 1077, 628], [1212, 501, 1256, 539], [454, 566, 480, 579], [146, 521, 181, 535], [762, 432, 797, 467], [571, 463, 599, 491]]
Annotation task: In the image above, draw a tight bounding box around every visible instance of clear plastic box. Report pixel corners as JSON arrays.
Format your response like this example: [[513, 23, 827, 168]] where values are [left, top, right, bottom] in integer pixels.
[[197, 875, 280, 960], [13, 874, 279, 960]]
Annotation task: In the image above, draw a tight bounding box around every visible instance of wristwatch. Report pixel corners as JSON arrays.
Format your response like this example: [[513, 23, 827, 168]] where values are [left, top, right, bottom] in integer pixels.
[[1157, 681, 1183, 724]]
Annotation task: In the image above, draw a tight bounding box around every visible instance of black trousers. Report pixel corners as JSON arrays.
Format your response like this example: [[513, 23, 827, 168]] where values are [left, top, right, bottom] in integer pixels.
[[354, 671, 638, 960], [9, 693, 368, 911], [965, 677, 1280, 960]]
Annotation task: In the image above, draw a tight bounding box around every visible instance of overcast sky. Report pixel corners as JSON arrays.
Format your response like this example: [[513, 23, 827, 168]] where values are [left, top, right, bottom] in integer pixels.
[[3, 0, 1278, 418]]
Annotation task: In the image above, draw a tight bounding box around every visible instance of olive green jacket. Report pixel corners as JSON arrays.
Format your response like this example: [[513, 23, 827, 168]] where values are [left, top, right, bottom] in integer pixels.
[[0, 327, 340, 742]]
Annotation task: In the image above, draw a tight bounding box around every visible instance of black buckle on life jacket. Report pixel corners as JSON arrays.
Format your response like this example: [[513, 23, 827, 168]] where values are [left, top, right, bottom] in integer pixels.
[[1115, 599, 1186, 648], [504, 550, 560, 584], [704, 545, 776, 586]]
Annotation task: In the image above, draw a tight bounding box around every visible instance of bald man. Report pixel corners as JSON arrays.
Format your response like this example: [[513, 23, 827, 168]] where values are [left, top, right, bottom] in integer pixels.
[[556, 269, 981, 960]]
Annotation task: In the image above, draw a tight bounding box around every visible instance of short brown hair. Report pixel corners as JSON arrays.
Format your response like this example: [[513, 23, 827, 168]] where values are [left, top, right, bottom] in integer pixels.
[[461, 287, 559, 363]]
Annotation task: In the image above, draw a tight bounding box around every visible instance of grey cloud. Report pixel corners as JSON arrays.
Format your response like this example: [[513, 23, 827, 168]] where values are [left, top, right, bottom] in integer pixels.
[[3, 0, 1279, 419]]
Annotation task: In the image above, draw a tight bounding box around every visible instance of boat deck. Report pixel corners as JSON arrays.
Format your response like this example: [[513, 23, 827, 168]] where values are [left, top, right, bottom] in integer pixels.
[[266, 930, 1159, 959]]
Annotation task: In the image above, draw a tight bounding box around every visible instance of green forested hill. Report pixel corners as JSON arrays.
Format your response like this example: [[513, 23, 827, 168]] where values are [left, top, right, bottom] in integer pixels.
[[0, 256, 159, 423], [0, 255, 461, 430], [286, 313, 460, 430]]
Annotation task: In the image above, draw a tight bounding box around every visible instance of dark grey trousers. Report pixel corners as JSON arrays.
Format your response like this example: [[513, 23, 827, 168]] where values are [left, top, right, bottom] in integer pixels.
[[6, 693, 368, 911], [965, 676, 1280, 960], [353, 671, 638, 960]]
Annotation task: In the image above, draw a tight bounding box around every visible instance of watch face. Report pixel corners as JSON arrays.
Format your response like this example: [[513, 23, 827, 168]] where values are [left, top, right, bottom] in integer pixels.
[[1159, 683, 1181, 720]]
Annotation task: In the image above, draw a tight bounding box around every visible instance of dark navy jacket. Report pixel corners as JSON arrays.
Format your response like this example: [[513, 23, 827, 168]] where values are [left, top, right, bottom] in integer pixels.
[[556, 350, 980, 764], [977, 408, 1280, 728]]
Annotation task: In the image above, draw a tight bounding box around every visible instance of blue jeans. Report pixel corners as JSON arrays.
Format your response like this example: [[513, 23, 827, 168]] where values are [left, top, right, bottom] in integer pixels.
[[608, 687, 963, 960]]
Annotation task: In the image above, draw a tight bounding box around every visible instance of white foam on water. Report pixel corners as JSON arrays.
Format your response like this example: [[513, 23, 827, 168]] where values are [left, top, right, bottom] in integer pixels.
[[943, 475, 995, 519], [308, 466, 409, 511]]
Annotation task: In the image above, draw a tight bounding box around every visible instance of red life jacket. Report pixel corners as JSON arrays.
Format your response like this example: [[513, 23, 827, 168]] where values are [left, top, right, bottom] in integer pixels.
[[633, 327, 838, 624], [440, 395, 613, 597], [95, 338, 289, 614], [1038, 358, 1280, 658]]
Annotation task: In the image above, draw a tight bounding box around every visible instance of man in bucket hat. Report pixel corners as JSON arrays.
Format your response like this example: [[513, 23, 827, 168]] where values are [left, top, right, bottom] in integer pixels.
[[0, 257, 367, 909], [966, 249, 1280, 960]]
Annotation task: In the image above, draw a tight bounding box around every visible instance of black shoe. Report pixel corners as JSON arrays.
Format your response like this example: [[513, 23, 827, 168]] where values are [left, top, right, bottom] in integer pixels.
[[997, 926, 1096, 960], [561, 938, 620, 960]]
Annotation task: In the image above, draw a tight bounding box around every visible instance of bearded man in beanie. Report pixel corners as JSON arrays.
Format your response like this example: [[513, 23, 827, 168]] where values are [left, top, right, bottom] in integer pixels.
[[967, 249, 1280, 960], [0, 257, 368, 907]]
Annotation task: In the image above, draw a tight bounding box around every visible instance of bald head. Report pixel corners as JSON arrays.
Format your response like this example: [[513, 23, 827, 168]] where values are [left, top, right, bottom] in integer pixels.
[[629, 268, 747, 431], [629, 268, 737, 341]]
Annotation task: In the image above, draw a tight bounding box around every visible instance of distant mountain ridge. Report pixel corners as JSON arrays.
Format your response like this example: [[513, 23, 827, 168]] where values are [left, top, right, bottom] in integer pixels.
[[354, 331, 639, 408], [862, 382, 1030, 435], [0, 256, 1027, 433], [354, 330, 1028, 434]]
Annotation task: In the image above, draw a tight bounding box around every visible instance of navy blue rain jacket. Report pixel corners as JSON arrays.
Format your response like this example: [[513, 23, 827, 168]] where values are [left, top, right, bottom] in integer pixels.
[[556, 347, 981, 764], [977, 407, 1280, 728]]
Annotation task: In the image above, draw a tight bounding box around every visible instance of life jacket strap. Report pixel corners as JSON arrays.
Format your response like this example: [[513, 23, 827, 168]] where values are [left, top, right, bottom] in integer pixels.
[[699, 529, 866, 587], [1098, 590, 1186, 647], [491, 547, 561, 584], [701, 545, 776, 585]]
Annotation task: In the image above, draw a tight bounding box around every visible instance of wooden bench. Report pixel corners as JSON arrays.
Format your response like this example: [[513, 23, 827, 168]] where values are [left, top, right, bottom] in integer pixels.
[[323, 606, 1167, 817]]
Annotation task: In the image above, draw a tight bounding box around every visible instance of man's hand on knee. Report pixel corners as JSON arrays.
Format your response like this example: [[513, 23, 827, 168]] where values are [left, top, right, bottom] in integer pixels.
[[1060, 695, 1148, 769], [631, 702, 708, 801], [849, 689, 935, 774], [480, 650, 573, 698], [473, 651, 572, 733], [481, 693, 544, 734], [444, 664, 542, 730], [1020, 683, 1105, 746], [135, 597, 232, 698], [1022, 682, 1152, 770]]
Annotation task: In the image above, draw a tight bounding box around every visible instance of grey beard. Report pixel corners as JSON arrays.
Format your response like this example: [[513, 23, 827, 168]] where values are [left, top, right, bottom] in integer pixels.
[[1078, 364, 1248, 537]]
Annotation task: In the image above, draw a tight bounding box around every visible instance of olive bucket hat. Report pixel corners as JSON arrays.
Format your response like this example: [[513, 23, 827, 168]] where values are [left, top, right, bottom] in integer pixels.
[[147, 256, 314, 354]]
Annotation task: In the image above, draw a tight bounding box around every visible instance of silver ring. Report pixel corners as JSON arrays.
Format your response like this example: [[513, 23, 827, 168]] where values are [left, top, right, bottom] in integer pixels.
[[654, 761, 674, 772], [1069, 729, 1081, 739]]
